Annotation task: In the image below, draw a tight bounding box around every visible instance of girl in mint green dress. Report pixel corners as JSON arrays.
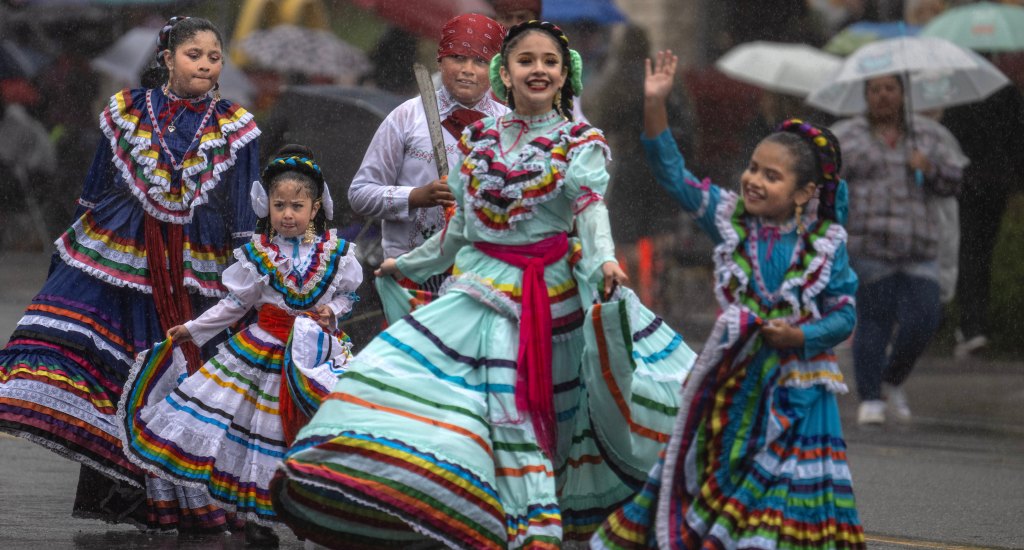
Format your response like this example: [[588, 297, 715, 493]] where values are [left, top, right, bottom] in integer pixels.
[[271, 21, 696, 549]]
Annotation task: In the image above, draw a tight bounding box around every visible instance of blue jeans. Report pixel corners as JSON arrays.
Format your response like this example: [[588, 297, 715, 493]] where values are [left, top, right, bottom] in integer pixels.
[[853, 273, 941, 402]]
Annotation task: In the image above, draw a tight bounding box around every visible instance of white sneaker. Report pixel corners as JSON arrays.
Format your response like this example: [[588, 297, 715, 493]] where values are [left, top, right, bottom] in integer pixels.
[[857, 400, 886, 425], [954, 329, 989, 359], [885, 384, 912, 422]]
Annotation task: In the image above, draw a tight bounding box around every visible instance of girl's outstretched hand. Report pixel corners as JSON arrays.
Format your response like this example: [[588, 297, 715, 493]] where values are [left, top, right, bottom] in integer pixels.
[[601, 261, 630, 301], [644, 50, 678, 103], [375, 258, 402, 278], [762, 319, 805, 349], [166, 325, 192, 343]]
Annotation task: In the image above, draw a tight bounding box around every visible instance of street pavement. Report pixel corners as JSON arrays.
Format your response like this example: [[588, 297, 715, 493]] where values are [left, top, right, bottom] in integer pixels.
[[1, 250, 1022, 549]]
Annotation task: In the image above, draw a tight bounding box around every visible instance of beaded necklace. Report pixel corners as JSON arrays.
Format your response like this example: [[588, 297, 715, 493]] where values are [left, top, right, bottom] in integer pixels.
[[146, 87, 217, 171]]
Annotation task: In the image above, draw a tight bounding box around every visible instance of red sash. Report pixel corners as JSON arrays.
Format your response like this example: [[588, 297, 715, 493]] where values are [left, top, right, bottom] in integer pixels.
[[258, 304, 305, 445], [474, 233, 568, 458]]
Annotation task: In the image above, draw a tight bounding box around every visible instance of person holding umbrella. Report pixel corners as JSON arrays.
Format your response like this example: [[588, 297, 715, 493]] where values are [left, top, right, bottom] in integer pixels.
[[831, 74, 967, 425], [348, 13, 508, 321]]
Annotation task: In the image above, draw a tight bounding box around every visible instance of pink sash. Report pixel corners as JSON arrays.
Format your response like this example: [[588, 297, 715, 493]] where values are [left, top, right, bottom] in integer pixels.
[[475, 233, 568, 458]]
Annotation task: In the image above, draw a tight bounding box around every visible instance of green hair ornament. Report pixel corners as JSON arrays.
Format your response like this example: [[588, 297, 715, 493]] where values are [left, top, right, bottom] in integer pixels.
[[568, 49, 583, 95], [487, 48, 585, 102], [489, 53, 507, 101]]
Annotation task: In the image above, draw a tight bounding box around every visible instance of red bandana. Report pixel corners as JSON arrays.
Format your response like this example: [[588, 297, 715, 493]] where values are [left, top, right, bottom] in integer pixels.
[[436, 13, 506, 62]]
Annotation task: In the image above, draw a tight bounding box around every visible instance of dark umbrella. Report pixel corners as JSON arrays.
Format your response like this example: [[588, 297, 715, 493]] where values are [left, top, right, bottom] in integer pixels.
[[261, 84, 407, 348], [238, 25, 370, 81], [349, 0, 494, 38]]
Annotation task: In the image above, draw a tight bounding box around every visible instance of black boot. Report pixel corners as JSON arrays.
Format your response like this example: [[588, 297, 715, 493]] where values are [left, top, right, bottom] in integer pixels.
[[244, 522, 280, 547]]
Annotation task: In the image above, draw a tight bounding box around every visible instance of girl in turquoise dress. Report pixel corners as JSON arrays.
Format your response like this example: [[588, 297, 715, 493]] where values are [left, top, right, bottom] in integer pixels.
[[271, 22, 696, 549], [591, 51, 866, 549]]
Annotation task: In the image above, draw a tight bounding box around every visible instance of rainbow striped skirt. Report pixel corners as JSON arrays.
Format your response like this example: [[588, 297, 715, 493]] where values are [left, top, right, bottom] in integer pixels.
[[118, 317, 350, 525], [591, 311, 866, 549], [271, 285, 695, 548]]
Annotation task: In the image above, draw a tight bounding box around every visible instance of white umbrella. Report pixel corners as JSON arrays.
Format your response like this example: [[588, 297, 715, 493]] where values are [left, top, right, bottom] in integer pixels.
[[91, 26, 254, 105], [806, 35, 1008, 115], [715, 41, 842, 97]]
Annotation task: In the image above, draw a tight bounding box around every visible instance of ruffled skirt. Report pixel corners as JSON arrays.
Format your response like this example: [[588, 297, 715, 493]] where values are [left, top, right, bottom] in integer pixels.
[[272, 285, 695, 548], [119, 318, 349, 524], [591, 332, 866, 550]]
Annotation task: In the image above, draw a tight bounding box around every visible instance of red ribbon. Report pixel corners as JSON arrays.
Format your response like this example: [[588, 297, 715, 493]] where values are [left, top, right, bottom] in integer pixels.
[[756, 225, 782, 262], [475, 233, 568, 458], [144, 216, 201, 374], [257, 304, 306, 446], [157, 98, 207, 134]]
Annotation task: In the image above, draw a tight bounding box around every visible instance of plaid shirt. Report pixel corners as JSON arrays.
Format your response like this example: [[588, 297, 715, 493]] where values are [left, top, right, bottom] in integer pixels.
[[832, 115, 967, 265]]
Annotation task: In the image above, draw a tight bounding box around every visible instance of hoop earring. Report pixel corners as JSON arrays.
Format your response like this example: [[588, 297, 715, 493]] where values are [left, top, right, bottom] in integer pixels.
[[303, 221, 316, 244], [795, 203, 805, 235]]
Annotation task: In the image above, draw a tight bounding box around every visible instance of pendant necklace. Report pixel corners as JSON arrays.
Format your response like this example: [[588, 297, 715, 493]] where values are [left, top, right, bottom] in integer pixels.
[[146, 88, 217, 171], [167, 108, 187, 133]]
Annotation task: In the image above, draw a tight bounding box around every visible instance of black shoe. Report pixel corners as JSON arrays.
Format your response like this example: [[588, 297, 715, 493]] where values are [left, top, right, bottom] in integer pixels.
[[244, 522, 280, 547]]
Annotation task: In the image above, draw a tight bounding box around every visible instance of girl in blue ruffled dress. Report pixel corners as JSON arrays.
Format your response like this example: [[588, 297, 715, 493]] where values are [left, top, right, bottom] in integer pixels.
[[591, 51, 866, 549], [0, 17, 261, 532]]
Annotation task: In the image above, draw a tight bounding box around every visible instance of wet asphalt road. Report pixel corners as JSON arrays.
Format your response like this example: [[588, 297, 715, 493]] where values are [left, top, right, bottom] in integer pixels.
[[1, 251, 1023, 549]]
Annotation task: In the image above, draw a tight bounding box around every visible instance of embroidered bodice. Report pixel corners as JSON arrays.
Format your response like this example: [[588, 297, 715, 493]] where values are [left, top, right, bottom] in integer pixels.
[[100, 87, 260, 224], [184, 230, 363, 346]]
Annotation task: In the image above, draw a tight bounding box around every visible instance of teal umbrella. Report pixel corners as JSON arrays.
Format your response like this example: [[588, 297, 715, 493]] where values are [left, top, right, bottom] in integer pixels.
[[825, 21, 920, 56], [921, 1, 1024, 52]]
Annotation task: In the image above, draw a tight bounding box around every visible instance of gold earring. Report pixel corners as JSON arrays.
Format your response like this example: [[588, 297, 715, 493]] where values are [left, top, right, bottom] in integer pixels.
[[303, 221, 316, 244], [269, 227, 277, 240], [795, 203, 805, 235], [554, 88, 563, 116]]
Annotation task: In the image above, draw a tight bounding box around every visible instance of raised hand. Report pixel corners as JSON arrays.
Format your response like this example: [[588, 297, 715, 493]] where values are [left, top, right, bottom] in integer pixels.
[[643, 50, 678, 138], [644, 50, 678, 103]]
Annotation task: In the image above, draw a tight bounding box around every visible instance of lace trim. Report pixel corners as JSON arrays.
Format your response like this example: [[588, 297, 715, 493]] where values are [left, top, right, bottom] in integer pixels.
[[235, 231, 356, 312], [710, 192, 848, 322], [100, 89, 261, 224], [55, 225, 228, 299], [439, 272, 520, 319], [459, 120, 609, 238], [18, 313, 134, 366]]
